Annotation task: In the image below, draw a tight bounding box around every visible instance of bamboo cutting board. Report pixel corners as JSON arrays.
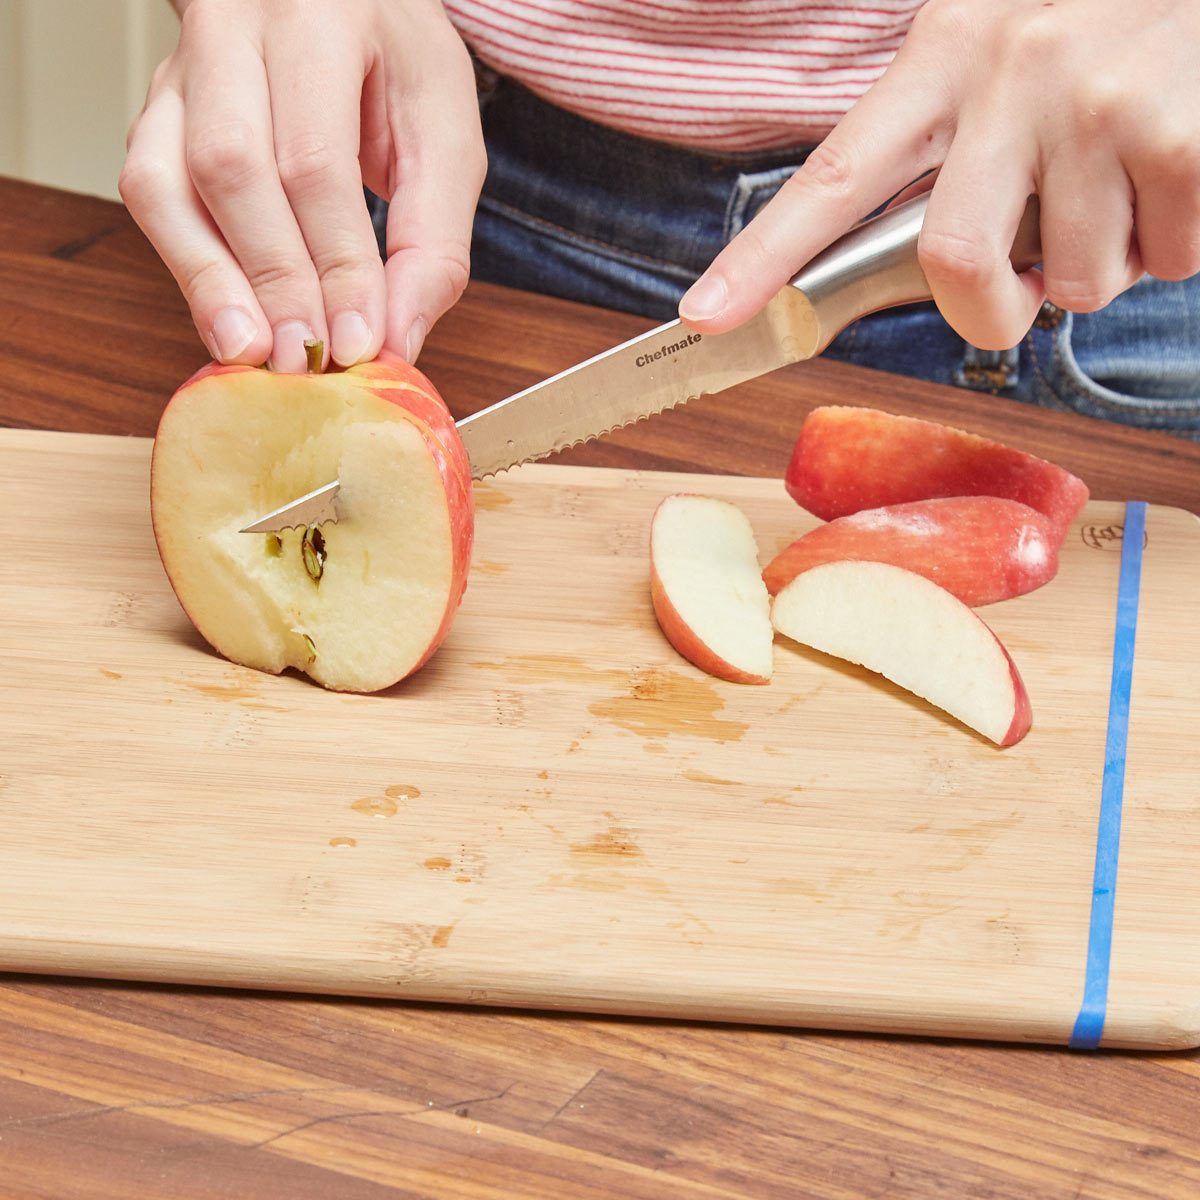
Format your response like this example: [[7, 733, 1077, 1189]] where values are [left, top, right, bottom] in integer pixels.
[[2, 428, 1198, 1049]]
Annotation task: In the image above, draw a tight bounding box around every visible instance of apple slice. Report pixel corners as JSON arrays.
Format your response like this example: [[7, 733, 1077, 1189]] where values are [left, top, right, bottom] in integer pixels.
[[763, 497, 1059, 606], [786, 406, 1089, 544], [650, 495, 773, 684], [772, 561, 1032, 746], [151, 352, 474, 693]]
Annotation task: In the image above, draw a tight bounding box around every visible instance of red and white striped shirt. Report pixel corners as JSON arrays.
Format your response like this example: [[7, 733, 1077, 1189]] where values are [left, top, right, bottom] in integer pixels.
[[443, 0, 925, 152]]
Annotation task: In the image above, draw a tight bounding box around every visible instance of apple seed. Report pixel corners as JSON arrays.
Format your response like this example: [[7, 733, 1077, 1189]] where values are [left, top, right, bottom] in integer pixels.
[[302, 633, 317, 664], [301, 526, 326, 583], [265, 533, 283, 557]]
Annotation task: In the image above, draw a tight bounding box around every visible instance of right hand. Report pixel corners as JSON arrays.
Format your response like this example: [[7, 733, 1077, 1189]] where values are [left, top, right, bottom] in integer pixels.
[[120, 0, 486, 372]]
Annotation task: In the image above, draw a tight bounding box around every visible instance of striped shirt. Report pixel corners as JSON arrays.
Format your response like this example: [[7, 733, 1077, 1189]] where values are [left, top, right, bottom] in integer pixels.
[[443, 0, 925, 152]]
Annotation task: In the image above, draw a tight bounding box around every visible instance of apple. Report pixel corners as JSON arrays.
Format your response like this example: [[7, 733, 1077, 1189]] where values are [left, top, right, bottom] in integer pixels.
[[650, 494, 773, 684], [785, 406, 1089, 544], [772, 560, 1032, 746], [151, 350, 474, 692], [763, 497, 1059, 606]]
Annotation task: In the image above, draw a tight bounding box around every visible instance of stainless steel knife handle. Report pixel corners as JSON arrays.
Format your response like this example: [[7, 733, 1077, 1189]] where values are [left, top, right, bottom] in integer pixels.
[[790, 192, 1042, 354]]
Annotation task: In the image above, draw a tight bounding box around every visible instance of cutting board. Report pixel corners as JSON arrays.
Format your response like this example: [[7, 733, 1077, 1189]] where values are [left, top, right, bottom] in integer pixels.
[[2, 428, 1198, 1050]]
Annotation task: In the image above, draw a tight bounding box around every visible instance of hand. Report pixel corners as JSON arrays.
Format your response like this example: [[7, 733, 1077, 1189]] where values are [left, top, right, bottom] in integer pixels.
[[679, 0, 1200, 351], [120, 0, 485, 371]]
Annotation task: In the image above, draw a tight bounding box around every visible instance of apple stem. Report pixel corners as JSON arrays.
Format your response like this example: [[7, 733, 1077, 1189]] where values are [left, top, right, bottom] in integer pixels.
[[304, 339, 325, 375]]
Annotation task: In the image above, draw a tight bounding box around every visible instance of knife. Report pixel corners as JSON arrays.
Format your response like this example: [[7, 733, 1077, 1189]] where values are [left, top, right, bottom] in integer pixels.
[[242, 193, 1041, 533]]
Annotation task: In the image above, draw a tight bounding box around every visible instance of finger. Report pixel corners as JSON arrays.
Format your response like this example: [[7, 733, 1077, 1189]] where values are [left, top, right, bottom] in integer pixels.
[[918, 132, 1045, 351], [1040, 152, 1140, 312], [382, 43, 486, 362], [120, 86, 272, 365], [678, 60, 952, 333], [1127, 133, 1200, 282], [266, 26, 386, 367], [181, 25, 327, 372], [359, 57, 395, 203], [127, 55, 172, 144]]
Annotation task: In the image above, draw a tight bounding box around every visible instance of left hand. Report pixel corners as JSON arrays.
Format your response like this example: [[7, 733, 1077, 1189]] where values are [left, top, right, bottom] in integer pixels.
[[679, 0, 1200, 350]]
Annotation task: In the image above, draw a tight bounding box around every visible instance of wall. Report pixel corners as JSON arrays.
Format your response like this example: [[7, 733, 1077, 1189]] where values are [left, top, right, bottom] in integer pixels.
[[0, 0, 179, 200]]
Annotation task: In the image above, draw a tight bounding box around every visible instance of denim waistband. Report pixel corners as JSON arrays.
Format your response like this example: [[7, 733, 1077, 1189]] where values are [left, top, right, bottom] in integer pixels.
[[476, 75, 817, 279]]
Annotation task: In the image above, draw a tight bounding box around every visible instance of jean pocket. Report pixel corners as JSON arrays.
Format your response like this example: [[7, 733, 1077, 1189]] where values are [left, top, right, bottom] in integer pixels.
[[722, 163, 802, 241], [1028, 307, 1200, 437]]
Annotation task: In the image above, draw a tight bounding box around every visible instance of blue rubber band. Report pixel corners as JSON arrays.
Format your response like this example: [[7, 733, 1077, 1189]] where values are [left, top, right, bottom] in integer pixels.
[[1069, 500, 1147, 1050]]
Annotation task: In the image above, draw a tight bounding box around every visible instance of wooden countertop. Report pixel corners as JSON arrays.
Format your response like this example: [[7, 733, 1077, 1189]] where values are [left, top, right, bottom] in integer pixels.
[[1, 174, 1197, 1199]]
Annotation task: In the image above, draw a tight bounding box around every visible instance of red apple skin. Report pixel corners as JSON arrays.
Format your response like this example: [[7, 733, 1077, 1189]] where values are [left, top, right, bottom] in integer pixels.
[[650, 565, 771, 685], [785, 407, 1089, 545], [152, 353, 474, 687], [998, 635, 1034, 747], [763, 497, 1060, 606]]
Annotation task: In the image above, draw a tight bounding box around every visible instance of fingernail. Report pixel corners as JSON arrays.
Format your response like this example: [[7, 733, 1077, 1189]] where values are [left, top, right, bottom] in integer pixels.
[[679, 274, 728, 322], [209, 306, 257, 362], [270, 320, 318, 373], [405, 317, 428, 364], [331, 310, 373, 366]]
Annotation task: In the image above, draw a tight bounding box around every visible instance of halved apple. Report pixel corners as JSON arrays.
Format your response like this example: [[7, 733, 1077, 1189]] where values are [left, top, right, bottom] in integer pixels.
[[786, 406, 1089, 545], [763, 497, 1059, 606], [151, 353, 474, 692], [772, 561, 1032, 746], [650, 494, 773, 684]]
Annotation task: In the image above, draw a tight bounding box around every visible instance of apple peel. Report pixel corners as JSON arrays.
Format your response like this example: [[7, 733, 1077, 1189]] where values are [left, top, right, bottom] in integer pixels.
[[650, 494, 773, 684], [151, 355, 473, 693], [786, 406, 1089, 546], [763, 497, 1060, 606]]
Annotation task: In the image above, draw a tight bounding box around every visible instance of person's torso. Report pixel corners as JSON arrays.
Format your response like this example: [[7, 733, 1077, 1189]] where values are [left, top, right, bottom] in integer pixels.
[[444, 0, 926, 152]]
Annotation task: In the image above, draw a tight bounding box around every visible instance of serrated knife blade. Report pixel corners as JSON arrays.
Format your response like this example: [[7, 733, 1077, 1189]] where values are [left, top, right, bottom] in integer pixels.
[[240, 285, 819, 533]]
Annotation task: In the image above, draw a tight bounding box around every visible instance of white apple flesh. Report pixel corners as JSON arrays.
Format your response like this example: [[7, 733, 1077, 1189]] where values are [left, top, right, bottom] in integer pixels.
[[772, 560, 1032, 746], [650, 495, 773, 684], [151, 357, 473, 693]]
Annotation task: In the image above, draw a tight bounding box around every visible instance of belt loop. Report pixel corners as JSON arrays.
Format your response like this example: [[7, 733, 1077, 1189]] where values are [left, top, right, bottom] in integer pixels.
[[956, 343, 1021, 393]]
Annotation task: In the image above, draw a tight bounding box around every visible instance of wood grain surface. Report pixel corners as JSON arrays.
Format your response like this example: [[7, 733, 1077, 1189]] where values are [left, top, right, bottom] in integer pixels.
[[4, 430, 1200, 1050], [2, 174, 1199, 1197]]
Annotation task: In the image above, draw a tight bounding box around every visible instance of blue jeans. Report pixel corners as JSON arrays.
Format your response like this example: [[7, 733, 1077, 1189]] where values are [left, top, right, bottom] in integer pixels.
[[373, 76, 1200, 439]]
